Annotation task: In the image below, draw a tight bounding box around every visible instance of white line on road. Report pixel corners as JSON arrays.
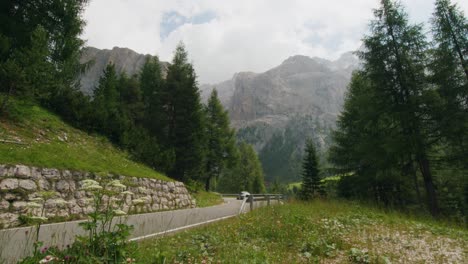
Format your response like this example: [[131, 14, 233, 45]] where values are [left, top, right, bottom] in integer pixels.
[[129, 214, 238, 241]]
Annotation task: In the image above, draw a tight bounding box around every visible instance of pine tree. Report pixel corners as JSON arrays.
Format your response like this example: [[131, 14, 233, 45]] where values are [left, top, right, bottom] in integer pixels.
[[204, 89, 236, 191], [301, 140, 321, 200], [165, 43, 206, 182]]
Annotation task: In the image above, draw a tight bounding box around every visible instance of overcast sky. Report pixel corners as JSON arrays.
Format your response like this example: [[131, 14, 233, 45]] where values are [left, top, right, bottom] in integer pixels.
[[82, 0, 468, 84]]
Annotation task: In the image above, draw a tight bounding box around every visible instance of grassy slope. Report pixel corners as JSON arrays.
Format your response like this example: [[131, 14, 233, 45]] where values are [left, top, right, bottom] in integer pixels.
[[0, 99, 170, 181], [137, 200, 467, 263]]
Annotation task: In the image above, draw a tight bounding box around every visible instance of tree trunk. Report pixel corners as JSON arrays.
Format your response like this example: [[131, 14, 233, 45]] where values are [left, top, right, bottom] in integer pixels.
[[412, 168, 424, 209], [0, 83, 15, 114], [205, 175, 211, 191], [418, 157, 440, 217]]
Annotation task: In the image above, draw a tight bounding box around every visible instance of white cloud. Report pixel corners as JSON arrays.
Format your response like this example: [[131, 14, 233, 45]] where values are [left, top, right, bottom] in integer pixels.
[[82, 0, 468, 84]]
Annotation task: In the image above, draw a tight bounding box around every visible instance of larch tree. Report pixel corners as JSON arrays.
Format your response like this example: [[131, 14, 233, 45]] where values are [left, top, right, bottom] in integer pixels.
[[430, 0, 468, 165], [359, 0, 439, 215]]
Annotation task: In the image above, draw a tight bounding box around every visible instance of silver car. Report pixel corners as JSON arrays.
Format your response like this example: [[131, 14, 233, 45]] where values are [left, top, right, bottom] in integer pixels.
[[237, 191, 250, 200]]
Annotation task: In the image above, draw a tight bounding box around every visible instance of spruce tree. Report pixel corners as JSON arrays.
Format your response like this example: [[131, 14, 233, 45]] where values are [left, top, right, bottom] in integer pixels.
[[140, 56, 166, 139], [204, 89, 236, 191], [92, 64, 122, 142], [165, 43, 206, 182], [301, 140, 321, 200]]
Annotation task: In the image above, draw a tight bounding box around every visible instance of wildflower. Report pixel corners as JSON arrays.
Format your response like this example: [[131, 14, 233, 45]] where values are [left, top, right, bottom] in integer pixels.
[[81, 179, 103, 191], [107, 180, 126, 189], [126, 258, 136, 263], [121, 191, 134, 196], [113, 209, 127, 216], [26, 202, 42, 209], [40, 247, 48, 254], [39, 255, 57, 263]]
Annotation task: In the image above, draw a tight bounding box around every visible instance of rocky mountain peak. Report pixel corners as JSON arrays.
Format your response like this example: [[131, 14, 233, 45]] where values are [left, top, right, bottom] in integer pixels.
[[79, 46, 168, 95]]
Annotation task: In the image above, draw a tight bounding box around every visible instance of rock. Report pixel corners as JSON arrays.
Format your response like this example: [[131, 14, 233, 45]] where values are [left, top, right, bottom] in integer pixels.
[[37, 179, 50, 190], [18, 179, 37, 191], [70, 204, 82, 215], [0, 165, 5, 177], [15, 165, 31, 178], [0, 178, 19, 190], [62, 170, 72, 179], [30, 167, 42, 180], [42, 168, 61, 180], [12, 201, 27, 211], [0, 200, 9, 210], [56, 180, 70, 192], [4, 193, 17, 201], [0, 213, 20, 228]]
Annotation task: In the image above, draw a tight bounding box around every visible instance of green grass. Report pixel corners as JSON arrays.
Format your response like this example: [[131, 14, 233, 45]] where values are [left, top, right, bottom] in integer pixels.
[[191, 191, 224, 207], [136, 200, 467, 263], [0, 98, 170, 181]]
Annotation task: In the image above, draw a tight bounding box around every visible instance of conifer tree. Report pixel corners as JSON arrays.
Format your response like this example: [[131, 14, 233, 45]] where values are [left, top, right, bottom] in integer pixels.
[[92, 64, 122, 142], [140, 57, 166, 139], [357, 0, 439, 215], [237, 143, 266, 193], [430, 0, 468, 165], [165, 43, 206, 182], [204, 89, 236, 191], [301, 140, 321, 200]]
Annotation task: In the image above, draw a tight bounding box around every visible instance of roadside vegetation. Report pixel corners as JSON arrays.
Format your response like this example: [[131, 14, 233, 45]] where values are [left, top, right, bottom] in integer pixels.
[[136, 200, 467, 263], [191, 191, 224, 208]]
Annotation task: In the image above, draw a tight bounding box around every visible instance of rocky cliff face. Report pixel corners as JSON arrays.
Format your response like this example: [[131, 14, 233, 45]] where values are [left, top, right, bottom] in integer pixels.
[[202, 52, 359, 182], [79, 47, 169, 95]]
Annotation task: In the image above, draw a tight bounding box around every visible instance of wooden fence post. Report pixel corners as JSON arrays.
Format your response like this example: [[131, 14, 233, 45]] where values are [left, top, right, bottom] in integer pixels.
[[267, 195, 270, 206], [249, 195, 253, 211]]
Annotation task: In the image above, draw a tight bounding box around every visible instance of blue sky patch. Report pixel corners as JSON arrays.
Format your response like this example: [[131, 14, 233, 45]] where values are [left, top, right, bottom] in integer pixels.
[[160, 10, 217, 40]]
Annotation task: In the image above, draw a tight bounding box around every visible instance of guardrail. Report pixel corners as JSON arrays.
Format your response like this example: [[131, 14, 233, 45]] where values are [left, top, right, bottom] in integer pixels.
[[221, 193, 285, 214]]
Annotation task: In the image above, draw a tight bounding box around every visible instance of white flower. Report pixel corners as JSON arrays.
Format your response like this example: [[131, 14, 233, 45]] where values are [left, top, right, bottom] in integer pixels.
[[39, 255, 57, 263], [81, 179, 99, 186], [107, 180, 126, 189], [26, 202, 42, 209], [121, 191, 134, 196], [113, 209, 127, 216]]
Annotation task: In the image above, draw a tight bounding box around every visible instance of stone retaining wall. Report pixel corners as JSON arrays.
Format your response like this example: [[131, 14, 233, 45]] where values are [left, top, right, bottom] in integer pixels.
[[0, 164, 195, 228]]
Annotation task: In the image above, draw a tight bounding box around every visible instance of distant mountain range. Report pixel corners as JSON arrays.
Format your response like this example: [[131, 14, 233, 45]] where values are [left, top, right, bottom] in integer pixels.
[[201, 52, 358, 183], [79, 47, 359, 183]]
